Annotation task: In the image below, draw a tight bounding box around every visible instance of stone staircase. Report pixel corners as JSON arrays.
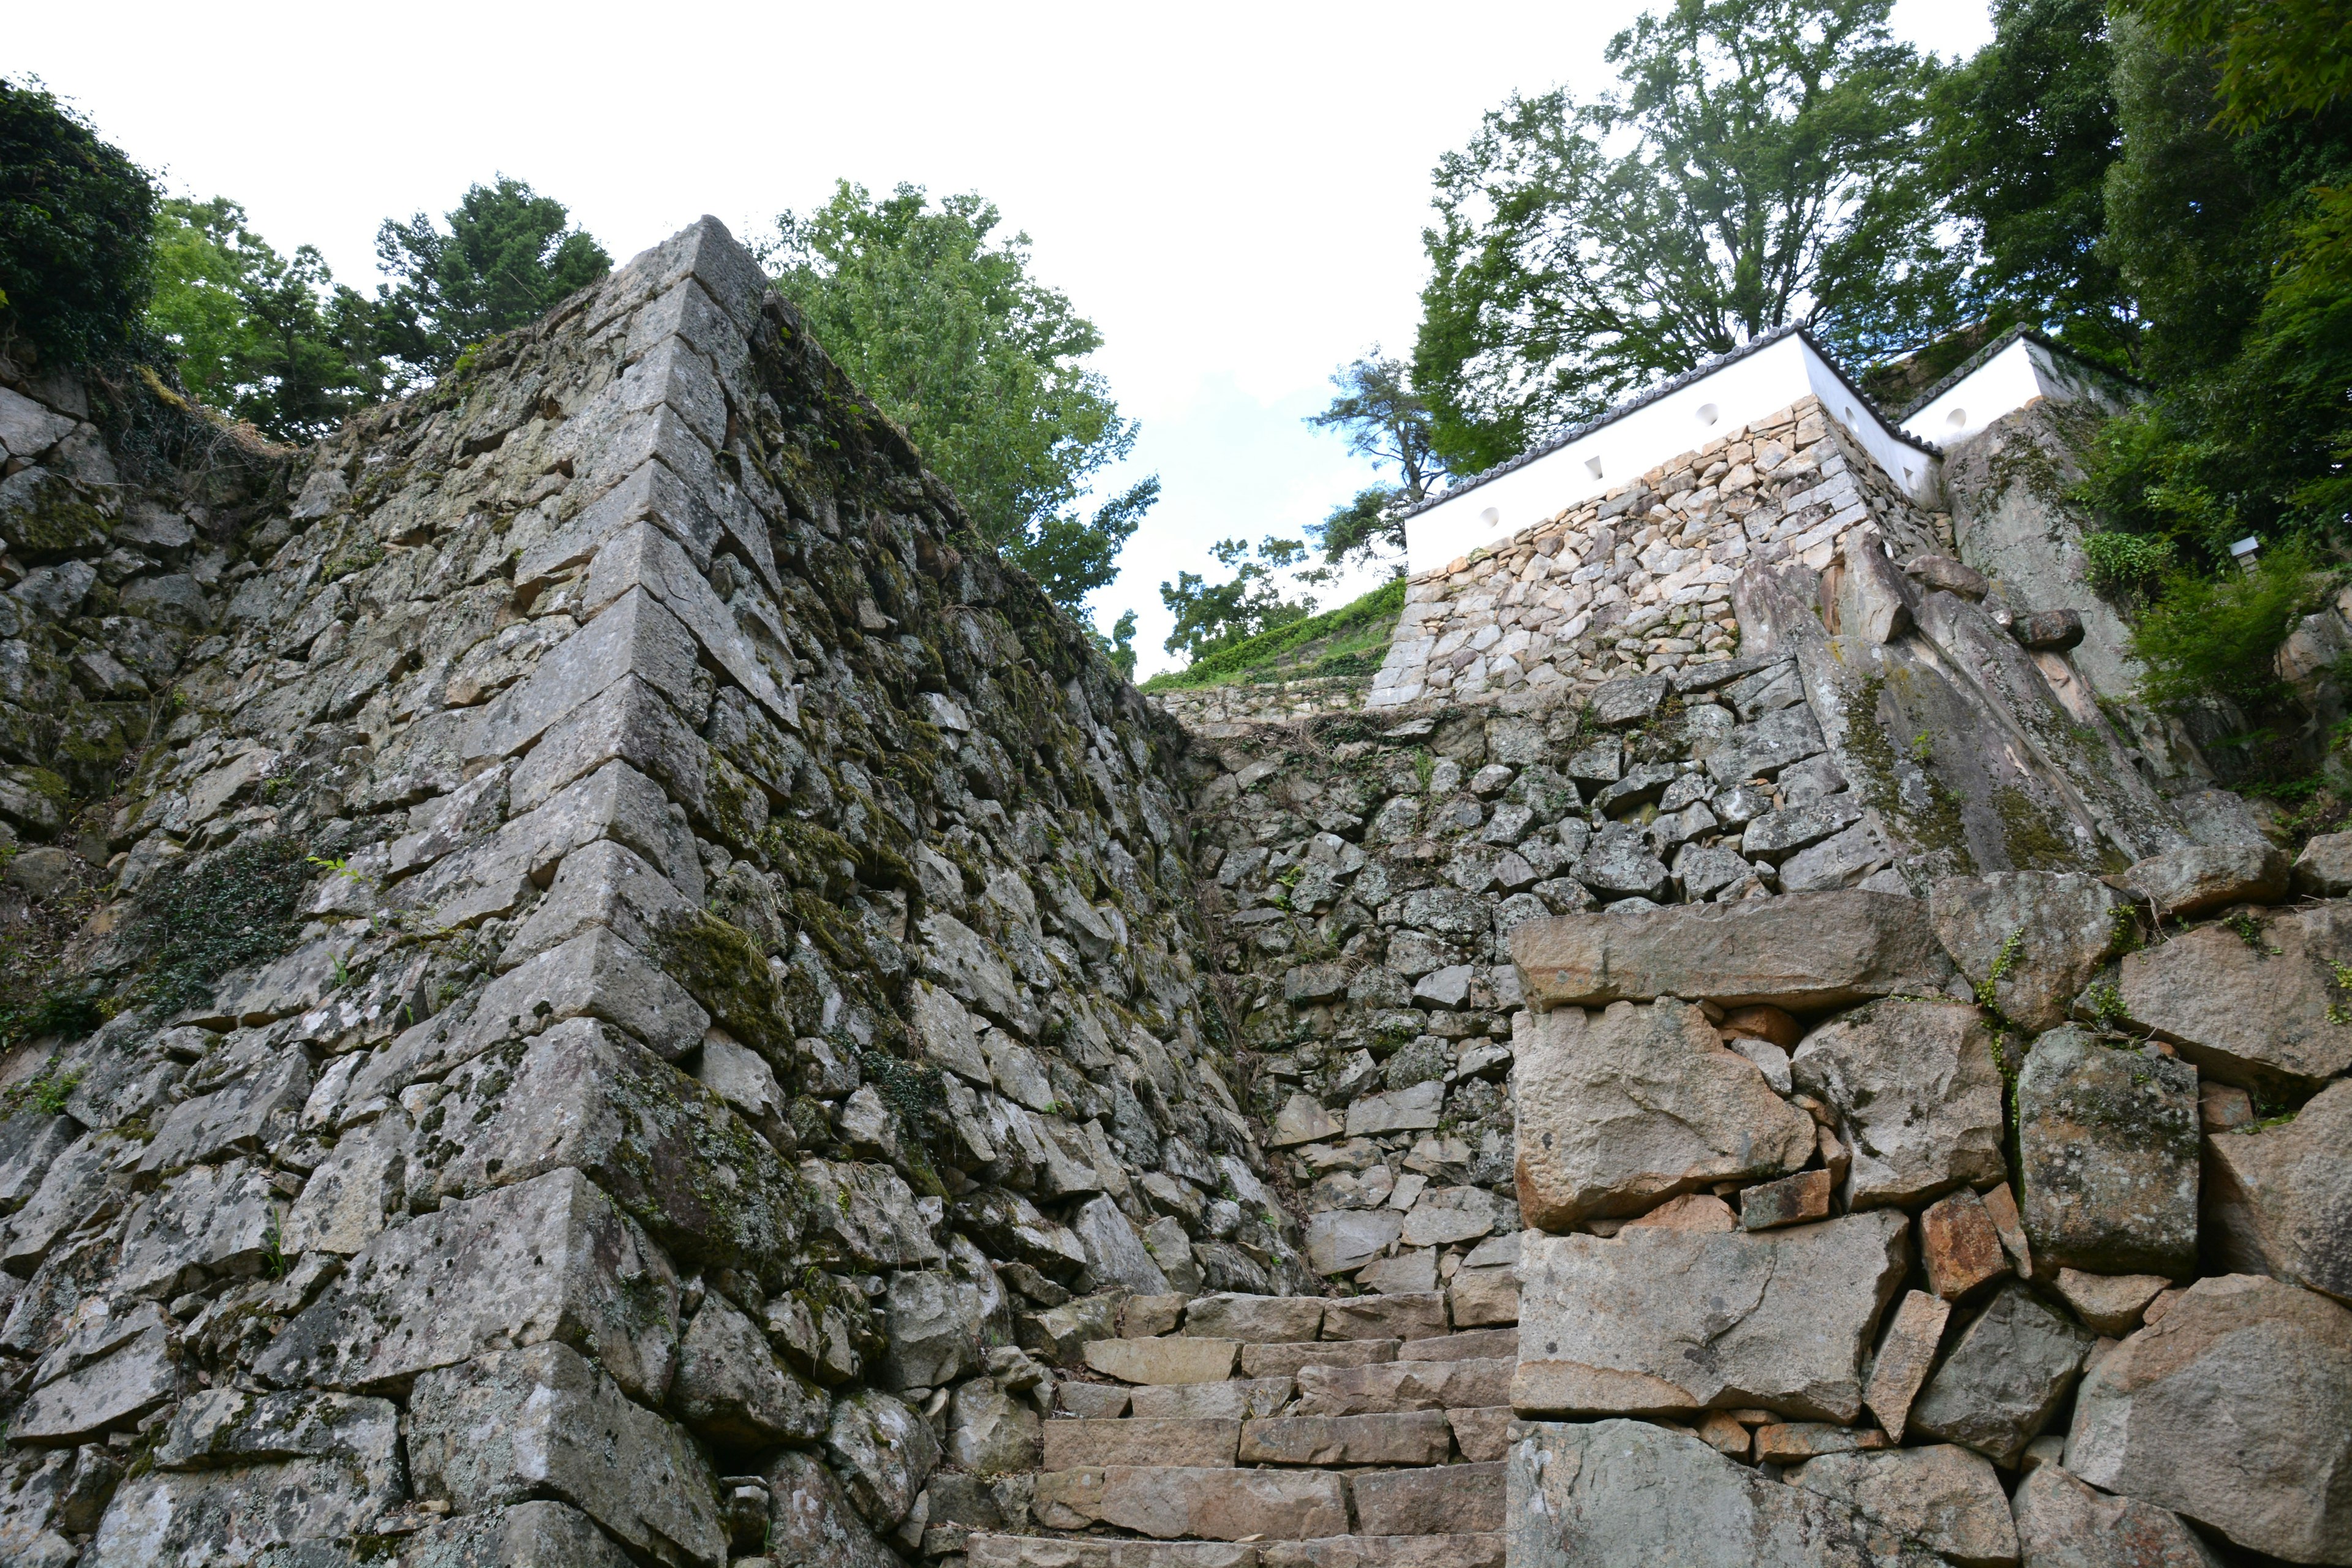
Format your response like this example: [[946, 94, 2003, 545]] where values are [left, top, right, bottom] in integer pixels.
[[960, 1291, 1513, 1568]]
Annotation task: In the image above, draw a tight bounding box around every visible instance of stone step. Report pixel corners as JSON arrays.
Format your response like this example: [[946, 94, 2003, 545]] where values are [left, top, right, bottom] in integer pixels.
[[1238, 1340, 1400, 1379], [1129, 1378, 1294, 1420], [968, 1536, 1256, 1568], [1293, 1359, 1515, 1417], [1035, 1466, 1349, 1542], [1396, 1329, 1518, 1363], [1031, 1464, 1507, 1542], [1446, 1408, 1512, 1462], [1261, 1536, 1508, 1568], [1321, 1292, 1451, 1342], [1085, 1338, 1240, 1385], [1351, 1464, 1507, 1537], [1042, 1419, 1242, 1469], [965, 1536, 1507, 1568], [1238, 1411, 1454, 1468], [1179, 1294, 1329, 1343]]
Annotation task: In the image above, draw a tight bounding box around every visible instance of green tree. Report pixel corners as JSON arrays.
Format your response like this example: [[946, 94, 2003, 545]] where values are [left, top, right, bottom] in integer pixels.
[[375, 176, 610, 381], [1159, 538, 1316, 660], [1413, 0, 1960, 474], [0, 78, 157, 368], [1925, 0, 2136, 366], [2116, 0, 2352, 128], [2076, 13, 2352, 558], [148, 198, 386, 442], [767, 182, 1156, 611], [1303, 353, 1442, 566]]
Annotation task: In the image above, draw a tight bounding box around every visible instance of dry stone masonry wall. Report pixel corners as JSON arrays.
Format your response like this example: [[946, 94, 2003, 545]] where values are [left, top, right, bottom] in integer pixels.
[[0, 220, 1306, 1568], [1369, 398, 1949, 710], [1, 214, 2347, 1568], [1498, 845, 2352, 1567]]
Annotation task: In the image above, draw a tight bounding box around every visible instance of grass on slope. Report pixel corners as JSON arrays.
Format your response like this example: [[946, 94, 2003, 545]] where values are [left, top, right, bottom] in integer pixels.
[[1142, 578, 1406, 692]]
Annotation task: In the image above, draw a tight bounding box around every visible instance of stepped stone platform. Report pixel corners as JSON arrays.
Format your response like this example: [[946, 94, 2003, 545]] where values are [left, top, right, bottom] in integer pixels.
[[958, 1291, 1510, 1568]]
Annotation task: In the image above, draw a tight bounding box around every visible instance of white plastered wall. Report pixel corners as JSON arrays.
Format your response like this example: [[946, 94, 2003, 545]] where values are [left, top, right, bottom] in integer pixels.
[[1403, 333, 1941, 576]]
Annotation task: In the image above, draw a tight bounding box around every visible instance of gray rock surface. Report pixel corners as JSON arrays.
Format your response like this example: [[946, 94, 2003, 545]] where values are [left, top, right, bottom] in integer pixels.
[[2068, 1273, 2352, 1563], [1785, 1444, 2018, 1568], [255, 1167, 679, 1401], [671, 1291, 828, 1445], [1512, 890, 1952, 1009], [1790, 998, 2007, 1209], [398, 1501, 639, 1568], [2203, 1078, 2352, 1304], [1929, 870, 2120, 1033], [825, 1388, 943, 1528], [1515, 1212, 1908, 1422], [1507, 1418, 1948, 1568], [766, 1450, 905, 1568], [407, 1342, 725, 1568], [2016, 1028, 2199, 1277], [947, 1378, 1041, 1474], [1513, 999, 1815, 1227], [2292, 832, 2352, 897], [2114, 845, 2290, 919], [2008, 1463, 2222, 1568], [2117, 905, 2352, 1091], [1910, 1283, 2093, 1466]]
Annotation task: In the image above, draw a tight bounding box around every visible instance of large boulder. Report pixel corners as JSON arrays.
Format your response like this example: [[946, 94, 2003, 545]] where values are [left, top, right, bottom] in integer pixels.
[[1928, 870, 2120, 1033], [671, 1292, 828, 1446], [824, 1389, 941, 1529], [2016, 1028, 2199, 1278], [2203, 1079, 2352, 1305], [1909, 1282, 2092, 1467], [1507, 1418, 1950, 1568], [880, 1235, 1014, 1389], [1511, 891, 1953, 1011], [2009, 1464, 2223, 1568], [2068, 1273, 2352, 1563], [1515, 1212, 1908, 1422], [1513, 1000, 1817, 1227], [407, 1343, 726, 1568], [1784, 1445, 2018, 1568], [2116, 905, 2352, 1093], [1789, 998, 2007, 1209], [2114, 844, 2290, 919]]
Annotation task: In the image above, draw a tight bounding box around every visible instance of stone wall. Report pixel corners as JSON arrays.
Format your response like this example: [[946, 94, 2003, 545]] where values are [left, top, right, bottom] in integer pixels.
[[1368, 396, 1951, 711], [1146, 675, 1372, 730], [1501, 845, 2352, 1565], [0, 221, 1306, 1567]]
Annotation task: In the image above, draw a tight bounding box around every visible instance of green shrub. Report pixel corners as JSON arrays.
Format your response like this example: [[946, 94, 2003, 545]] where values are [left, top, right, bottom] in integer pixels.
[[1142, 577, 1407, 692], [2127, 541, 2324, 709], [2080, 529, 2177, 592], [0, 78, 158, 366]]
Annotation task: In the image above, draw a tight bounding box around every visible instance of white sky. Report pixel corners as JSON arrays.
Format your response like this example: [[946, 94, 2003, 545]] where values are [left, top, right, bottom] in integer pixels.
[[16, 1, 1992, 677]]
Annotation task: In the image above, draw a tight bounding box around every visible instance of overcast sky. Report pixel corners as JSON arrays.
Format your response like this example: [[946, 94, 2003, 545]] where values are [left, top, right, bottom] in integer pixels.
[[17, 1, 1992, 676]]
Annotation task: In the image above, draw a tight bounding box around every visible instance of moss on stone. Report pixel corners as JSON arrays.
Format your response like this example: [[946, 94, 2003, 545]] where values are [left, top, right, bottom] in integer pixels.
[[652, 908, 791, 1055], [1996, 786, 2078, 870]]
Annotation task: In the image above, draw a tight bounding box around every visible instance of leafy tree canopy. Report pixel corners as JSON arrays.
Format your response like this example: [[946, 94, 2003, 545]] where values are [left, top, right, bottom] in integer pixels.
[[148, 198, 386, 442], [1159, 537, 1317, 660], [375, 176, 609, 382], [1303, 353, 1442, 567], [2075, 11, 2352, 560], [1926, 0, 2135, 366], [766, 183, 1156, 612], [1412, 0, 1961, 474], [0, 78, 157, 368], [2116, 0, 2352, 128]]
